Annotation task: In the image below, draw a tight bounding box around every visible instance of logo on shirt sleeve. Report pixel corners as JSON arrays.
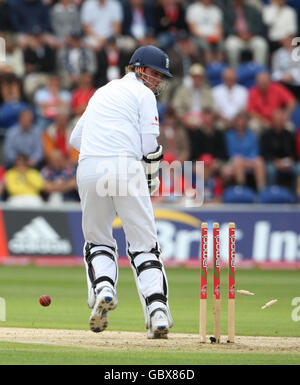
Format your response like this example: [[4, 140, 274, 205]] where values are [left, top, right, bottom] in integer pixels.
[[152, 116, 159, 126]]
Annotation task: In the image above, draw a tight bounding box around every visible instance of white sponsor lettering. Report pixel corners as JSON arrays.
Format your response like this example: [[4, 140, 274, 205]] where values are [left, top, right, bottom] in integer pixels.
[[157, 221, 241, 263], [270, 231, 298, 262], [156, 221, 176, 259], [157, 219, 300, 263], [0, 37, 5, 62], [253, 221, 270, 262], [253, 221, 300, 263], [8, 217, 72, 255], [175, 229, 201, 262]]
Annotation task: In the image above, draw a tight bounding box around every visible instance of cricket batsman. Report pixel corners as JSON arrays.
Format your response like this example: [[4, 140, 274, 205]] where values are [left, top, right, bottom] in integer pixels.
[[69, 45, 173, 339]]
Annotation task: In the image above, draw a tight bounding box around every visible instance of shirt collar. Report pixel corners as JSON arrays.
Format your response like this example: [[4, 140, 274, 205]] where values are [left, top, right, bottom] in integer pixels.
[[125, 72, 144, 84]]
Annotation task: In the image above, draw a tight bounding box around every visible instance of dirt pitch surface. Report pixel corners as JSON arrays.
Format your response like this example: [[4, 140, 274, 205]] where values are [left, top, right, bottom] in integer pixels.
[[0, 328, 300, 353]]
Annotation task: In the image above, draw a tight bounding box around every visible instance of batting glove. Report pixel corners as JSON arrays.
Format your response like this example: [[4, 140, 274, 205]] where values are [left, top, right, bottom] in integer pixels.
[[142, 145, 163, 195]]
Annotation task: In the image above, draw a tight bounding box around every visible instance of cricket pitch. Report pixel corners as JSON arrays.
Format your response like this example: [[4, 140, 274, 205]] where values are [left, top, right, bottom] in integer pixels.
[[0, 328, 299, 354]]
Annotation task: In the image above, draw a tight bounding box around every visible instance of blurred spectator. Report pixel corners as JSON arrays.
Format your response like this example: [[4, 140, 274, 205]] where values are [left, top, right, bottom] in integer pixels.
[[167, 30, 204, 79], [154, 0, 187, 50], [22, 31, 57, 100], [57, 32, 96, 88], [158, 106, 190, 163], [121, 0, 155, 44], [1, 0, 299, 205], [4, 153, 44, 206], [224, 111, 266, 190], [172, 64, 214, 130], [80, 0, 123, 50], [217, 0, 264, 11], [0, 0, 13, 32], [43, 109, 79, 165], [285, 0, 300, 12], [0, 165, 5, 199], [223, 0, 268, 67], [94, 36, 130, 87], [50, 0, 81, 42], [136, 29, 157, 47], [263, 0, 298, 51], [188, 108, 227, 161], [0, 75, 30, 134], [260, 108, 300, 188], [215, 0, 264, 12], [10, 0, 53, 49], [213, 67, 248, 128], [34, 75, 71, 131], [247, 0, 264, 10], [0, 34, 25, 77], [163, 30, 203, 105], [196, 153, 223, 203], [205, 49, 228, 87], [71, 72, 95, 116], [236, 49, 267, 89], [214, 0, 232, 9], [41, 149, 78, 203], [271, 35, 300, 100], [297, 127, 300, 161], [3, 108, 43, 168], [185, 0, 223, 62], [247, 71, 296, 132], [23, 31, 56, 75]]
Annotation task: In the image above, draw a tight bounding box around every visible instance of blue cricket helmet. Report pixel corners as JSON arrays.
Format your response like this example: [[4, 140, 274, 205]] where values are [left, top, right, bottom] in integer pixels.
[[129, 45, 172, 78]]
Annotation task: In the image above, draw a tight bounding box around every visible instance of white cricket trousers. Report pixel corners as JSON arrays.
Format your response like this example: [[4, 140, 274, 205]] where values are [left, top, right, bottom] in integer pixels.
[[76, 156, 167, 313]]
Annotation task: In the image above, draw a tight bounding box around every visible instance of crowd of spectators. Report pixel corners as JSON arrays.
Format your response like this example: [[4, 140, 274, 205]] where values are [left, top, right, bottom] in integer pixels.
[[0, 0, 300, 205]]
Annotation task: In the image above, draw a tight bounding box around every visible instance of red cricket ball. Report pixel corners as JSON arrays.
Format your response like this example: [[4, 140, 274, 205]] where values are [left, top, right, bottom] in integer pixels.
[[39, 295, 51, 307]]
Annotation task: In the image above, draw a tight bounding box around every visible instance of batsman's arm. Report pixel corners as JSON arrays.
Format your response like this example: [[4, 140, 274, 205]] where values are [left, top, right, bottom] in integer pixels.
[[139, 90, 161, 195], [69, 112, 86, 151], [141, 133, 158, 156]]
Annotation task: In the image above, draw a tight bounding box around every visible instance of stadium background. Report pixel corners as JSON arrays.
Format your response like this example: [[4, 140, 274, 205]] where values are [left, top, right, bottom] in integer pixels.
[[0, 1, 300, 366], [0, 0, 299, 266]]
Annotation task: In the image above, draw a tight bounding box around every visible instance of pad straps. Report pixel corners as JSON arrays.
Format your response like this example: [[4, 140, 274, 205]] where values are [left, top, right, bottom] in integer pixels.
[[145, 293, 167, 307], [127, 243, 161, 260], [136, 260, 162, 277], [93, 276, 115, 289], [128, 243, 162, 276], [85, 242, 117, 288]]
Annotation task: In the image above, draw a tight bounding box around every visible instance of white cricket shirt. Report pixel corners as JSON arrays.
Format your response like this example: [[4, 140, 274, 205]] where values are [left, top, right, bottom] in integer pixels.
[[70, 72, 160, 161]]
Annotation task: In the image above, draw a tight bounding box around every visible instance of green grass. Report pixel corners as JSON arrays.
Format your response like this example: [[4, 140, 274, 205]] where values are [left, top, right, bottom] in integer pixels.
[[0, 265, 300, 364], [0, 342, 299, 365], [0, 266, 299, 336]]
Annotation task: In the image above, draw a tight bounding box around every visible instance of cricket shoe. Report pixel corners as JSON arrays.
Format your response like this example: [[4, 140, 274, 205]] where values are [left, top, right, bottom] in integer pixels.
[[89, 287, 118, 333], [147, 309, 169, 339]]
